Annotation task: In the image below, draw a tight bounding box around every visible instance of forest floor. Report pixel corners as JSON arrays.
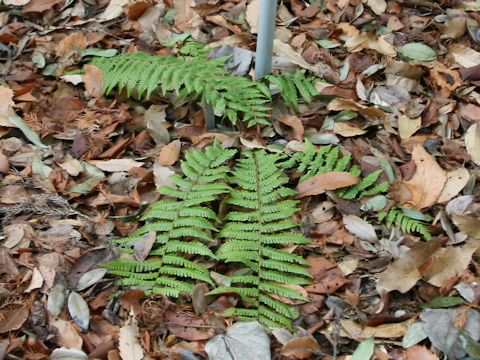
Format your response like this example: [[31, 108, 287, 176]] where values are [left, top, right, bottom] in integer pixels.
[[1, 0, 480, 359]]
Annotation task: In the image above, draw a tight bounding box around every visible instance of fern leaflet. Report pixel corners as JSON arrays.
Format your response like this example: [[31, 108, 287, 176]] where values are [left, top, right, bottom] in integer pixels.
[[264, 70, 321, 110], [378, 206, 432, 240]]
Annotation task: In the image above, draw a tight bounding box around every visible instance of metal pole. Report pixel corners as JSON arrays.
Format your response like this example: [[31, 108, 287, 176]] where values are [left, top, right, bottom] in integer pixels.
[[254, 0, 277, 80]]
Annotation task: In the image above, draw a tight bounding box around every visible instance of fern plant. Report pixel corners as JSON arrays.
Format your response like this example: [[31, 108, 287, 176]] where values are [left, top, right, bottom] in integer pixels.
[[264, 70, 322, 110], [90, 51, 271, 127], [207, 150, 312, 329], [378, 206, 432, 240], [102, 141, 236, 297]]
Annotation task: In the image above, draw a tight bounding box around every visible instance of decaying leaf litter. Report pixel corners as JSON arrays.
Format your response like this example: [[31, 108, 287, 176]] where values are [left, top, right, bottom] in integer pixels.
[[1, 0, 480, 359]]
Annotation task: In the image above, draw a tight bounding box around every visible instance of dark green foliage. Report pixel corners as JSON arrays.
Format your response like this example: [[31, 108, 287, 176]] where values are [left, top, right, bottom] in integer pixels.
[[102, 141, 236, 297], [264, 70, 321, 110], [207, 150, 312, 329], [378, 206, 432, 240], [90, 51, 271, 127]]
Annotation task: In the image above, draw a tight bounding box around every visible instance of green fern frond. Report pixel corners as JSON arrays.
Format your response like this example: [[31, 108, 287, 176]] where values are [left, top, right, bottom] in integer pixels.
[[103, 141, 236, 296], [209, 150, 311, 329], [90, 48, 271, 126], [341, 169, 388, 199], [378, 206, 432, 240], [264, 70, 320, 110]]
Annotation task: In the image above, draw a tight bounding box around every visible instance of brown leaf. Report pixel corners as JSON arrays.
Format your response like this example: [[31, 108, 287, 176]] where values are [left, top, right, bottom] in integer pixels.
[[0, 306, 28, 333], [304, 257, 349, 294], [22, 0, 63, 13], [281, 337, 322, 359], [156, 140, 181, 166], [49, 318, 83, 350], [134, 231, 156, 261], [56, 32, 86, 57], [401, 144, 447, 210], [245, 0, 261, 33], [119, 290, 145, 316], [165, 307, 214, 341], [377, 238, 443, 294], [83, 65, 103, 98], [278, 115, 304, 141], [405, 345, 439, 360], [327, 98, 387, 120], [295, 171, 359, 198]]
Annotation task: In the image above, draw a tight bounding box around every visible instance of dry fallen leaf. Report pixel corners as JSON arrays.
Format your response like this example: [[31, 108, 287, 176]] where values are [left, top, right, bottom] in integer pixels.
[[343, 215, 378, 242], [119, 315, 144, 360], [377, 238, 442, 294], [336, 318, 416, 339], [398, 115, 421, 140], [156, 140, 181, 166], [333, 122, 367, 137], [401, 144, 447, 210], [327, 98, 386, 120], [437, 167, 470, 203], [281, 337, 322, 359], [83, 65, 104, 98], [448, 43, 480, 68], [366, 0, 386, 15], [49, 318, 83, 350], [56, 32, 86, 57], [134, 231, 156, 261], [465, 123, 480, 165], [278, 115, 304, 141], [295, 172, 359, 198], [405, 345, 440, 360], [425, 239, 480, 287], [245, 0, 261, 33], [89, 159, 144, 172]]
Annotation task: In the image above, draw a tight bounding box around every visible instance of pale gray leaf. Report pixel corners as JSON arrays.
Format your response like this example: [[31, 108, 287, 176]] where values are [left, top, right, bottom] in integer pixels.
[[134, 231, 156, 261], [68, 292, 90, 331], [76, 268, 108, 291], [50, 347, 88, 360], [47, 284, 67, 317], [205, 321, 271, 360]]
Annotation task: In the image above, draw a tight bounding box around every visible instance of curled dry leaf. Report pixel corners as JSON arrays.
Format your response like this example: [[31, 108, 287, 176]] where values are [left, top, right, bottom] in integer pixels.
[[295, 171, 359, 198], [281, 337, 322, 359], [333, 122, 367, 137], [401, 144, 447, 210], [278, 115, 304, 141], [327, 98, 386, 120]]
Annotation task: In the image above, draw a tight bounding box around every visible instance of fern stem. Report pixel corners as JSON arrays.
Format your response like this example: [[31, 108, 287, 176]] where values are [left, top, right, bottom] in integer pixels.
[[253, 153, 264, 323]]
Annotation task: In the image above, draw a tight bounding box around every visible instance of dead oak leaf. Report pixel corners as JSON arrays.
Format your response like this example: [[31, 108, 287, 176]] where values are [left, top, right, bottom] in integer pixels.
[[83, 65, 103, 98], [327, 98, 386, 121], [401, 144, 447, 210], [295, 171, 359, 198]]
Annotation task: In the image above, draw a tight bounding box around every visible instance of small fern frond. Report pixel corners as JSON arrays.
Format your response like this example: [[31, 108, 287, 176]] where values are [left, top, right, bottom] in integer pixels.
[[210, 150, 311, 329], [103, 141, 236, 296], [379, 206, 432, 240], [264, 70, 320, 110]]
